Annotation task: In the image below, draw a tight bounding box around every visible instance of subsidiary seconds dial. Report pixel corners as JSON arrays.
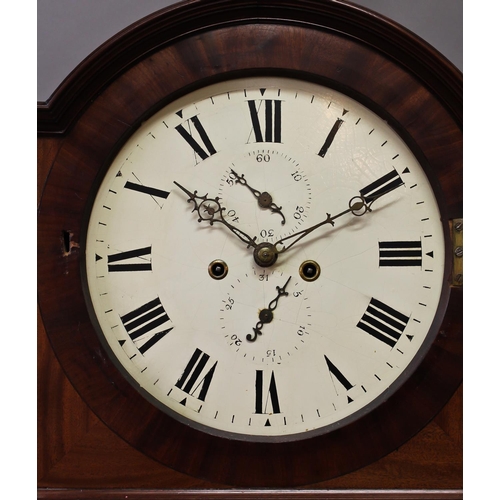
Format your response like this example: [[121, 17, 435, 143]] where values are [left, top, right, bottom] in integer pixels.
[[218, 150, 312, 243], [84, 76, 446, 439]]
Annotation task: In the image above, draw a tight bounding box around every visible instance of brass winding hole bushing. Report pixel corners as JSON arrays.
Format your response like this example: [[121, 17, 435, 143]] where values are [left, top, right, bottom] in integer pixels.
[[208, 260, 228, 280], [299, 260, 321, 281]]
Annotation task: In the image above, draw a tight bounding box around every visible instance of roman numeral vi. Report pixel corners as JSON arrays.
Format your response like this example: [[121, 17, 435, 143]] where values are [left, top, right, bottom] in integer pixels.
[[108, 246, 152, 272], [255, 370, 281, 414]]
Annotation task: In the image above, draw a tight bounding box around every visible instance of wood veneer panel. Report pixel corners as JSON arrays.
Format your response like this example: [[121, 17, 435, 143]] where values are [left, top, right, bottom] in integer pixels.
[[38, 311, 461, 489]]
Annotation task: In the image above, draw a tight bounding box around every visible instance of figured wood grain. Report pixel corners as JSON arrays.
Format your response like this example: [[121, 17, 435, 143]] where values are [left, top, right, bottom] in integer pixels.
[[38, 489, 463, 499], [37, 315, 462, 490]]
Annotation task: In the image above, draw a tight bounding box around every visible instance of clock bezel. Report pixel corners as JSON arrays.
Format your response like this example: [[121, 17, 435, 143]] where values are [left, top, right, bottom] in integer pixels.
[[80, 73, 451, 445], [37, 0, 462, 487]]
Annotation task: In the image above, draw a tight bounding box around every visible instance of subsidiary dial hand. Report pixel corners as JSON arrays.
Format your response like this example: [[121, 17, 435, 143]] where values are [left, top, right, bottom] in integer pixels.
[[174, 181, 257, 249], [230, 169, 286, 225], [247, 276, 291, 342]]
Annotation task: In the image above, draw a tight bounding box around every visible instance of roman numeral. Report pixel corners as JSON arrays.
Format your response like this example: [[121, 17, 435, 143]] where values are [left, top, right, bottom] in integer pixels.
[[379, 240, 422, 267], [357, 298, 409, 348], [124, 181, 170, 199], [120, 297, 173, 354], [108, 246, 152, 272], [318, 118, 344, 157], [175, 115, 217, 161], [324, 355, 353, 391], [255, 370, 281, 414], [247, 99, 282, 143], [360, 169, 404, 203], [175, 348, 217, 402]]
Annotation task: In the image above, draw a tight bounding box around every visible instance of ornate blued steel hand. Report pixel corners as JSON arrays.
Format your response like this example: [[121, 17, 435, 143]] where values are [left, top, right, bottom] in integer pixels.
[[230, 169, 286, 225], [247, 276, 292, 342], [174, 181, 258, 249]]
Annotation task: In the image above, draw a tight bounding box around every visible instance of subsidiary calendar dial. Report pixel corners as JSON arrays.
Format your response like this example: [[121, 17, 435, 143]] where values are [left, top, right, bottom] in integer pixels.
[[220, 268, 313, 365]]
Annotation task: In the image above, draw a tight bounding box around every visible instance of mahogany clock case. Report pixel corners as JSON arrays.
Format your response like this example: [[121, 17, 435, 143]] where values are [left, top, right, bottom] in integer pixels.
[[37, 0, 462, 492]]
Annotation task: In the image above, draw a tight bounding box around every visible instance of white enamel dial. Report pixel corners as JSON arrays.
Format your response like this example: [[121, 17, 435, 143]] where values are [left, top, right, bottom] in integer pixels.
[[84, 77, 446, 440]]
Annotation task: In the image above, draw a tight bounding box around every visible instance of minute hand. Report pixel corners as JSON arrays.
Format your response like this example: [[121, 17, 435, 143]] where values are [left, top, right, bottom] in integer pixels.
[[274, 187, 397, 255]]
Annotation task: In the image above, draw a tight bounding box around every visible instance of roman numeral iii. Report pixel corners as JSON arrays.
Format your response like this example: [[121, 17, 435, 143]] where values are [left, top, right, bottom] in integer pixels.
[[357, 298, 409, 348], [175, 115, 217, 161], [120, 297, 173, 354], [379, 240, 422, 267], [175, 348, 217, 402], [247, 99, 282, 143]]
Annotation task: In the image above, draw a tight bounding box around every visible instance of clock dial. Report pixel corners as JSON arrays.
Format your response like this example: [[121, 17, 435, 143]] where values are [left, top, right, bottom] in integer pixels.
[[84, 76, 445, 440]]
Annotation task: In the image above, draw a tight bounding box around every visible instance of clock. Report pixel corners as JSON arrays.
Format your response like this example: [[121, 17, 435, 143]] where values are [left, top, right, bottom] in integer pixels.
[[38, 0, 462, 491], [84, 75, 448, 440]]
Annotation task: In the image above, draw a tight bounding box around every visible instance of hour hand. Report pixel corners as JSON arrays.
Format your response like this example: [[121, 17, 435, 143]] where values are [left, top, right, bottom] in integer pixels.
[[174, 181, 257, 249], [230, 169, 286, 225]]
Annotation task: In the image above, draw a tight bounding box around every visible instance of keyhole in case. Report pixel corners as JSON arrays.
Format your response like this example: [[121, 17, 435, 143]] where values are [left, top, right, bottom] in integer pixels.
[[61, 230, 80, 256]]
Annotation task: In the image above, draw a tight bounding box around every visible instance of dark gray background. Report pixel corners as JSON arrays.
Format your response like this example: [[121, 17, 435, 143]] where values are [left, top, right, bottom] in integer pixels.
[[37, 0, 463, 102]]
